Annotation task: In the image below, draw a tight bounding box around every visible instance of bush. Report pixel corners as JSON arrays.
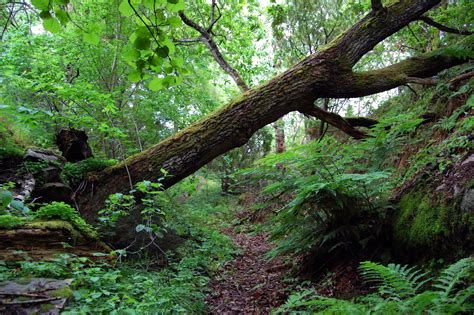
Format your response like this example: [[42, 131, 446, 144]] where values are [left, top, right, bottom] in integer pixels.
[[237, 137, 393, 262]]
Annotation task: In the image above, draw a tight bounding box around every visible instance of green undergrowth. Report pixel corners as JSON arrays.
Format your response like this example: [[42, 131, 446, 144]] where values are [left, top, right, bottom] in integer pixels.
[[275, 257, 474, 314], [34, 202, 98, 239], [0, 175, 237, 313], [0, 199, 99, 240], [61, 157, 118, 186], [0, 123, 24, 160]]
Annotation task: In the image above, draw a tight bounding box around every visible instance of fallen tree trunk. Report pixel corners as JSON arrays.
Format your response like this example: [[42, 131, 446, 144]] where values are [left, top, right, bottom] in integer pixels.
[[0, 221, 111, 261], [77, 0, 469, 222]]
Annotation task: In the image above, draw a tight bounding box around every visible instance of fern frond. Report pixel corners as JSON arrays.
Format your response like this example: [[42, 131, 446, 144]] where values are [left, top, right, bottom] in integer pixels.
[[433, 257, 474, 298], [359, 261, 431, 299]]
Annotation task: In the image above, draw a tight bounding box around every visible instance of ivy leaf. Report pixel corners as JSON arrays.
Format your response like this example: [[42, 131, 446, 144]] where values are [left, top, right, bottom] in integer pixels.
[[31, 0, 50, 11], [149, 78, 164, 91], [42, 17, 62, 33]]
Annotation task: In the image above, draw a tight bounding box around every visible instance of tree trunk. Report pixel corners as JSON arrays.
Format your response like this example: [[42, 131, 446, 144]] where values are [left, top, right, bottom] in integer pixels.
[[273, 120, 286, 153], [77, 0, 466, 222]]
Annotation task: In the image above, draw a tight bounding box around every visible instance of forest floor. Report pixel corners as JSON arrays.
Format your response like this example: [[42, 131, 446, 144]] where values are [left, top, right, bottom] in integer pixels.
[[205, 226, 291, 314]]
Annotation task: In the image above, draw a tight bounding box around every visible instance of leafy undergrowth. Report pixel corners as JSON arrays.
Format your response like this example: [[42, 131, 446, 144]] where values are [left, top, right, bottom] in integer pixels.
[[0, 176, 237, 313], [275, 257, 474, 314]]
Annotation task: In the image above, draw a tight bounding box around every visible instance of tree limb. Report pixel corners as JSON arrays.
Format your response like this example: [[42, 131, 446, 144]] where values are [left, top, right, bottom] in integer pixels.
[[179, 11, 250, 92], [406, 77, 438, 85], [418, 16, 473, 35], [299, 106, 369, 139], [328, 0, 444, 66], [345, 117, 379, 129], [330, 52, 466, 98]]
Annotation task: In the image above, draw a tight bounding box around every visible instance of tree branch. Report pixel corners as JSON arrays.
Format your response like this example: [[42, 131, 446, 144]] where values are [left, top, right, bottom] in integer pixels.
[[406, 77, 438, 85], [179, 11, 249, 92], [327, 0, 443, 67], [299, 106, 369, 139], [328, 51, 467, 98], [418, 16, 473, 35]]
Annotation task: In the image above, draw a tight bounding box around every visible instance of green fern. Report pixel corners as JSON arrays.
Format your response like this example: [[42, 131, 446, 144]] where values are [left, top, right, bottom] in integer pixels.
[[275, 258, 474, 314], [359, 261, 431, 299]]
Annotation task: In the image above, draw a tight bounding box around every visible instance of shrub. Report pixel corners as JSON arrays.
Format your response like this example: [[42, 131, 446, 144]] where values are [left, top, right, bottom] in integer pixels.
[[237, 137, 393, 262]]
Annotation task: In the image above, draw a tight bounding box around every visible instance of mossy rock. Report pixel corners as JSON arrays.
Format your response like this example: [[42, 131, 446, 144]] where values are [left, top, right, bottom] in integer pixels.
[[23, 220, 84, 241], [392, 187, 474, 262]]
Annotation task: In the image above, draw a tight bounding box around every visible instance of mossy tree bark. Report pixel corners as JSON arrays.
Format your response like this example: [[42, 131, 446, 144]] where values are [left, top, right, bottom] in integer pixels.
[[78, 0, 468, 222]]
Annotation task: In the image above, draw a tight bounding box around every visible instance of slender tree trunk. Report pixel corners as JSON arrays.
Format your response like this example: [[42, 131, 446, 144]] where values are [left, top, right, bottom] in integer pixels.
[[273, 120, 286, 153], [78, 0, 465, 222], [318, 98, 330, 139]]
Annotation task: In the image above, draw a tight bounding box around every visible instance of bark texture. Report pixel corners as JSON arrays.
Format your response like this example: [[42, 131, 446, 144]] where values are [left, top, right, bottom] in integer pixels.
[[78, 0, 469, 221]]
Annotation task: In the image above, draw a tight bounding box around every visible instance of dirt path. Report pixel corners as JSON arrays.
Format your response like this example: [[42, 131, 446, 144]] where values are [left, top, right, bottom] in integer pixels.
[[206, 228, 290, 314]]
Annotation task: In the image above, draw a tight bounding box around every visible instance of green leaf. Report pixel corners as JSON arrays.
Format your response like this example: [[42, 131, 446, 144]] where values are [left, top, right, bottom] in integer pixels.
[[124, 48, 140, 64], [83, 32, 100, 45], [0, 191, 13, 209], [42, 17, 62, 33], [162, 37, 175, 54], [39, 10, 52, 19], [167, 0, 179, 3], [10, 200, 29, 214], [53, 0, 69, 4], [150, 55, 163, 67], [135, 224, 145, 232], [149, 78, 164, 91], [32, 0, 50, 11], [156, 46, 169, 58], [54, 9, 69, 25], [128, 70, 142, 83], [171, 56, 184, 68], [144, 0, 166, 9], [167, 16, 182, 28], [167, 0, 185, 12], [119, 0, 134, 17], [134, 36, 151, 50]]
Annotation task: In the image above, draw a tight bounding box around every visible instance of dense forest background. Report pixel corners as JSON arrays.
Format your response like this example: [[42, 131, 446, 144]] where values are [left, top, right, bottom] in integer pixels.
[[0, 0, 473, 313]]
